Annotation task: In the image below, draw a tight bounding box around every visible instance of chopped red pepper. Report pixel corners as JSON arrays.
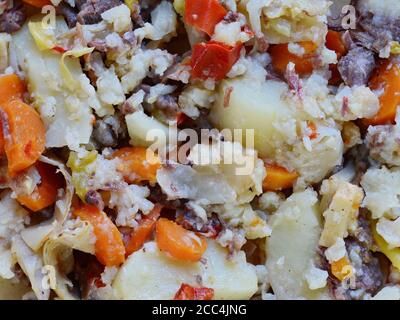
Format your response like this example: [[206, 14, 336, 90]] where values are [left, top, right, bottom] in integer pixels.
[[174, 283, 214, 300], [52, 46, 67, 54], [191, 41, 242, 81], [185, 0, 227, 36]]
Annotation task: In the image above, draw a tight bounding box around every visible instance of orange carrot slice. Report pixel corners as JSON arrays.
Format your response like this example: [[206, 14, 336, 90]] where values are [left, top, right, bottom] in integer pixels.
[[0, 99, 46, 177], [0, 74, 26, 105], [73, 205, 125, 267], [156, 218, 207, 262], [16, 162, 65, 212], [262, 164, 299, 191], [270, 41, 317, 76], [364, 60, 400, 125], [112, 147, 160, 184], [124, 204, 162, 256]]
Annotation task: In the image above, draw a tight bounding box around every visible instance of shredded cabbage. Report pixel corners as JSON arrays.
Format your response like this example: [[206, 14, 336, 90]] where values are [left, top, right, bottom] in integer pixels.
[[391, 41, 400, 55], [60, 47, 94, 91], [28, 21, 56, 51]]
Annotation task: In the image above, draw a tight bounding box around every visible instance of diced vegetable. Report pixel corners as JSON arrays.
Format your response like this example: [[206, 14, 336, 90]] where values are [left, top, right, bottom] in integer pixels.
[[0, 100, 46, 177], [191, 41, 242, 81], [174, 283, 214, 300], [185, 0, 227, 36], [28, 21, 56, 51], [331, 257, 353, 281], [326, 30, 346, 58], [307, 121, 318, 140], [67, 150, 98, 201], [373, 223, 400, 270], [22, 0, 51, 7], [113, 239, 257, 299], [326, 30, 346, 85], [266, 189, 331, 300], [73, 205, 125, 267], [125, 110, 170, 148], [156, 218, 207, 262], [112, 147, 161, 184], [17, 162, 65, 212], [124, 204, 162, 256], [210, 78, 295, 158], [270, 41, 317, 76], [0, 74, 26, 105], [263, 164, 299, 191], [364, 60, 400, 125]]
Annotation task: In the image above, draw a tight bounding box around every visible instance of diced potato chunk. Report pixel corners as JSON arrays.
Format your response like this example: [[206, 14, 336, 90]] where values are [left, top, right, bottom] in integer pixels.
[[113, 240, 257, 300], [319, 181, 364, 247], [210, 78, 295, 158], [125, 111, 172, 148], [266, 189, 331, 300]]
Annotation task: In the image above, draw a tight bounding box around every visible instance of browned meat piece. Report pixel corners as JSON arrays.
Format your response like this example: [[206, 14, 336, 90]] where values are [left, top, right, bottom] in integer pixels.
[[76, 0, 122, 25], [348, 1, 400, 53], [338, 46, 375, 87], [322, 214, 384, 300], [73, 251, 105, 299], [0, 0, 26, 33], [56, 1, 78, 28]]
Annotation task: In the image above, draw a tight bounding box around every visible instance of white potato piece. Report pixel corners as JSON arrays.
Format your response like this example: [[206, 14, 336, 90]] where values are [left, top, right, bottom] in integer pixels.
[[210, 78, 295, 158], [266, 189, 331, 300], [113, 240, 257, 300], [125, 110, 173, 148], [11, 18, 94, 150]]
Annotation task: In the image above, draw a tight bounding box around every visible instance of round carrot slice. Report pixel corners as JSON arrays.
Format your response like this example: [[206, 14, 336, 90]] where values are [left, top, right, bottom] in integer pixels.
[[156, 218, 207, 262]]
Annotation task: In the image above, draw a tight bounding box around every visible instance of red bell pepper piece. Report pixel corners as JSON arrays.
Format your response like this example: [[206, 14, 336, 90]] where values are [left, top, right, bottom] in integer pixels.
[[185, 0, 227, 36], [174, 283, 214, 300], [191, 41, 242, 81]]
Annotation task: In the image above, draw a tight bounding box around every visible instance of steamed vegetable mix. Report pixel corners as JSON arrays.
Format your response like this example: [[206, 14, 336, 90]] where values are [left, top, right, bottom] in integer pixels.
[[156, 218, 207, 262], [73, 204, 126, 267]]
